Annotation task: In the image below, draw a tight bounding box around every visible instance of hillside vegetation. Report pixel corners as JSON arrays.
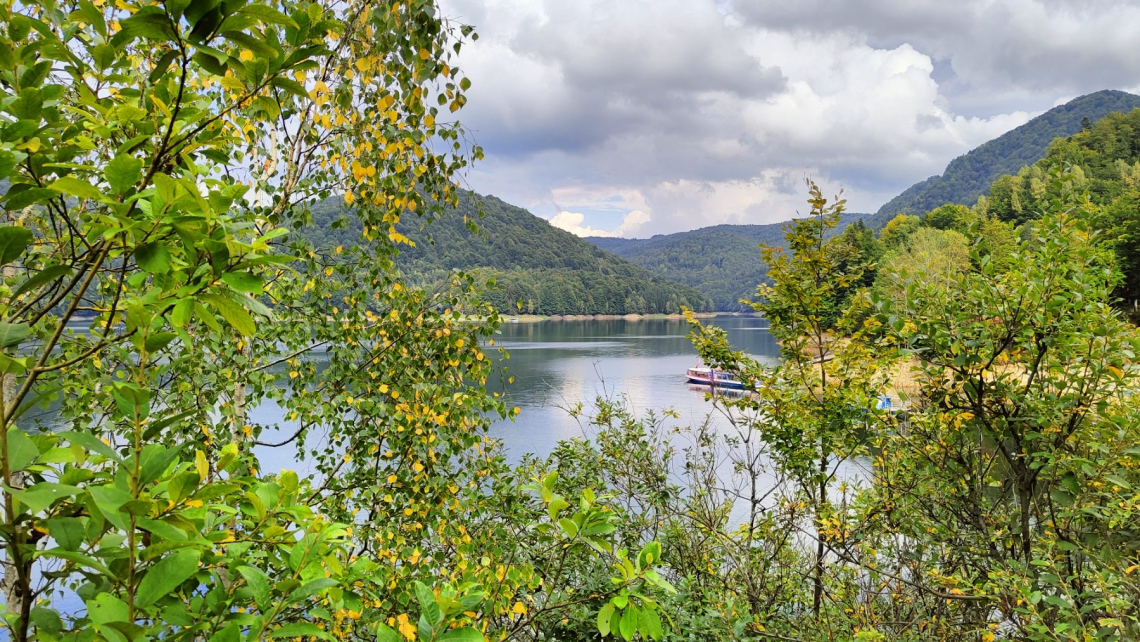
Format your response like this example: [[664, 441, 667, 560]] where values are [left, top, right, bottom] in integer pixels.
[[303, 192, 714, 315], [972, 108, 1140, 310], [870, 89, 1140, 227], [586, 214, 868, 311]]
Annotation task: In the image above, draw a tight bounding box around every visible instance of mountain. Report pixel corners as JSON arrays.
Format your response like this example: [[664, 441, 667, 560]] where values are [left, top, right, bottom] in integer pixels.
[[303, 191, 714, 316], [869, 90, 1140, 228], [969, 107, 1140, 315], [585, 213, 869, 311]]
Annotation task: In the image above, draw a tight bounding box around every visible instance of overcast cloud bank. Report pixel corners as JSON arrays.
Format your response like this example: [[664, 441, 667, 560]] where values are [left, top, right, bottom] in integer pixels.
[[440, 0, 1140, 237]]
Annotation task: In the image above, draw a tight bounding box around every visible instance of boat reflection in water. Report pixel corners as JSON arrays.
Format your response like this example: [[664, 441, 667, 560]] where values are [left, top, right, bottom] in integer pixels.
[[685, 383, 751, 399]]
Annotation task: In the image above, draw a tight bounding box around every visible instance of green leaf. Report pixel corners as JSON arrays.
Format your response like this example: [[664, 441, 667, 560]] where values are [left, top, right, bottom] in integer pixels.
[[597, 603, 615, 636], [2, 188, 56, 210], [12, 264, 73, 300], [619, 606, 637, 641], [59, 431, 123, 462], [376, 624, 402, 642], [286, 577, 338, 604], [221, 271, 263, 294], [547, 497, 568, 520], [0, 322, 31, 348], [270, 76, 308, 99], [48, 176, 104, 202], [0, 353, 28, 375], [641, 607, 663, 641], [438, 628, 485, 642], [105, 153, 143, 194], [11, 483, 81, 514], [43, 517, 85, 552], [557, 517, 578, 537], [30, 606, 63, 635], [88, 485, 134, 530], [270, 623, 333, 640], [144, 332, 177, 353], [237, 565, 271, 610], [135, 241, 172, 274], [148, 50, 179, 83], [135, 549, 201, 608], [86, 593, 129, 625], [113, 8, 175, 44], [170, 298, 195, 327], [201, 292, 256, 336], [0, 226, 33, 266], [166, 470, 200, 504], [414, 581, 442, 625], [238, 5, 299, 28], [1105, 474, 1132, 490], [7, 427, 39, 471]]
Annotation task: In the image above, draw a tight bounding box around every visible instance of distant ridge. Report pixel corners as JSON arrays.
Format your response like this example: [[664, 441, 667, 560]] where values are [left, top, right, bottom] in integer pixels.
[[303, 191, 714, 316], [586, 213, 868, 311], [869, 89, 1140, 228]]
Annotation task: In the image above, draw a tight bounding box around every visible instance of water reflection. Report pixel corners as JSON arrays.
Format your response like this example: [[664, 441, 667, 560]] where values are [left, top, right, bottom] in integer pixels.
[[487, 316, 780, 458]]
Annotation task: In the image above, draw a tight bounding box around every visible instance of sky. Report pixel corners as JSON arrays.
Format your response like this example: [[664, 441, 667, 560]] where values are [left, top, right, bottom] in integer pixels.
[[437, 0, 1140, 238]]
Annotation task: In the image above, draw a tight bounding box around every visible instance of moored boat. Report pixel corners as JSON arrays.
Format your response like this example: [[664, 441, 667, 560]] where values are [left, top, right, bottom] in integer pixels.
[[685, 365, 745, 390]]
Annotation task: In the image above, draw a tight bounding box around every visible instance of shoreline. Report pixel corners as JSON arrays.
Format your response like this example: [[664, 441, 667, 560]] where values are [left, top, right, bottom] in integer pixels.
[[505, 312, 743, 323]]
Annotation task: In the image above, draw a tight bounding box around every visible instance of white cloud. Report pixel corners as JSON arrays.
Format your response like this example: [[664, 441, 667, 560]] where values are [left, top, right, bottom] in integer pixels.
[[439, 0, 1140, 236], [549, 209, 651, 237]]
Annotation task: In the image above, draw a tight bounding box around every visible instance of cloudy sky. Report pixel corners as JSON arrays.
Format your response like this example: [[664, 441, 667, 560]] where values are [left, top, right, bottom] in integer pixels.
[[437, 0, 1140, 238]]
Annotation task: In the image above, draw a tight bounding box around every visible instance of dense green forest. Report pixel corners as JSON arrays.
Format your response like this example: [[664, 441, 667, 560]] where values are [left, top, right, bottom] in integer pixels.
[[303, 191, 714, 315], [971, 108, 1140, 311], [585, 215, 867, 310], [869, 90, 1140, 227]]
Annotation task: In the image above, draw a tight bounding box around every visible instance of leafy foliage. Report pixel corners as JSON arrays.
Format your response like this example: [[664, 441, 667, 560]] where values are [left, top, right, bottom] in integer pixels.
[[0, 1, 680, 640]]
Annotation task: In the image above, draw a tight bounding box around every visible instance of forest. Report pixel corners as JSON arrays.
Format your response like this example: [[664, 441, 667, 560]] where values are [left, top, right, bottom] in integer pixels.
[[0, 1, 1137, 641], [304, 192, 714, 315], [586, 215, 867, 311], [870, 89, 1140, 227]]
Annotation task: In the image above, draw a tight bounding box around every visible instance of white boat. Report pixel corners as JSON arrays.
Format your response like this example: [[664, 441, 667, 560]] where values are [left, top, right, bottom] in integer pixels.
[[685, 365, 745, 389]]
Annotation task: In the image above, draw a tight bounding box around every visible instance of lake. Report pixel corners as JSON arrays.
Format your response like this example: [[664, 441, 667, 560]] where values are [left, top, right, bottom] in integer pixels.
[[485, 315, 780, 458], [253, 315, 783, 475]]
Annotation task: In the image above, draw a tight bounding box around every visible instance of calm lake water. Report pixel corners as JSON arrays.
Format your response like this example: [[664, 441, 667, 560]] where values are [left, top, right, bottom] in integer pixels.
[[485, 316, 780, 458], [252, 315, 783, 474]]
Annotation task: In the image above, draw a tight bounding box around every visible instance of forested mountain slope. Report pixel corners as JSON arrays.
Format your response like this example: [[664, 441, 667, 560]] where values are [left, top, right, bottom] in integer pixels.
[[869, 89, 1140, 228], [586, 214, 868, 311], [971, 108, 1140, 312], [303, 191, 714, 315]]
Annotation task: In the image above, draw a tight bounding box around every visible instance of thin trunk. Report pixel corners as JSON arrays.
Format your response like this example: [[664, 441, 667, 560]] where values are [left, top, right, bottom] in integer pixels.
[[230, 341, 253, 446], [813, 451, 827, 616], [1, 370, 30, 642], [1, 248, 30, 639]]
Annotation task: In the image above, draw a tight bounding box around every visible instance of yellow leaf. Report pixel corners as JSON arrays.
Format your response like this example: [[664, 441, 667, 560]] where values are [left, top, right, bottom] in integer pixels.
[[239, 49, 253, 62], [195, 450, 209, 479], [219, 76, 244, 91], [512, 602, 527, 615]]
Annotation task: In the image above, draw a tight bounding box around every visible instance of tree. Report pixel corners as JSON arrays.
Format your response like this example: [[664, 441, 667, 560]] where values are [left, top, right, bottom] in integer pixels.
[[687, 181, 891, 634], [879, 214, 921, 248], [874, 227, 971, 306], [869, 186, 1140, 638], [922, 203, 975, 233], [0, 0, 509, 639]]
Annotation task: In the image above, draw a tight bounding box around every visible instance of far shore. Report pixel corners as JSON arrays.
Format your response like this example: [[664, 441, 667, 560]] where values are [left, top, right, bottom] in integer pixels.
[[505, 311, 746, 323]]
